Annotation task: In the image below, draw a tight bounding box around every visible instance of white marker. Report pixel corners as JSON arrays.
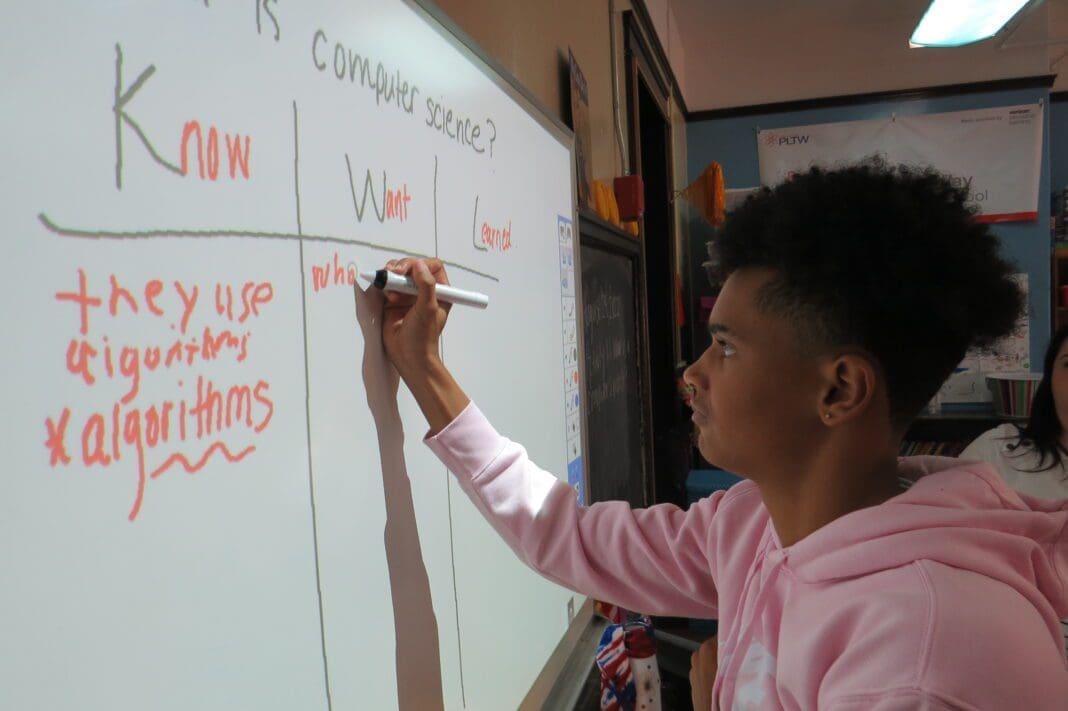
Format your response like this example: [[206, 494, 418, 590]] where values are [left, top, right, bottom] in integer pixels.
[[359, 270, 490, 309]]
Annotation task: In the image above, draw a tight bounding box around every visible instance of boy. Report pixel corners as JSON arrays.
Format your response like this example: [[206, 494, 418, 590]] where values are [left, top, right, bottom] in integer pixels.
[[376, 161, 1068, 708]]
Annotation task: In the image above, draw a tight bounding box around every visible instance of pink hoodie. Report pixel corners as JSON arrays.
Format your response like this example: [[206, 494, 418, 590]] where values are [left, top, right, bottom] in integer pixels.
[[427, 404, 1068, 709]]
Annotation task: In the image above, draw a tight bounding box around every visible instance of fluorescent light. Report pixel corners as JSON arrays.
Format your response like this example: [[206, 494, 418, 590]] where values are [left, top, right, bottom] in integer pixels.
[[910, 0, 1032, 47]]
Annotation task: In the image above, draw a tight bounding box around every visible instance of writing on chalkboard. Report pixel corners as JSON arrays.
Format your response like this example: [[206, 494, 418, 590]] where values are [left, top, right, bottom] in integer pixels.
[[584, 287, 624, 325], [582, 275, 636, 417], [580, 281, 627, 416], [580, 236, 645, 505], [47, 268, 276, 521], [584, 287, 632, 415]]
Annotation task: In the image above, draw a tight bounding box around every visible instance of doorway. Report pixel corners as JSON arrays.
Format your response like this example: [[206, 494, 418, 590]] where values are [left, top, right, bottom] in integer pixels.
[[626, 15, 690, 507]]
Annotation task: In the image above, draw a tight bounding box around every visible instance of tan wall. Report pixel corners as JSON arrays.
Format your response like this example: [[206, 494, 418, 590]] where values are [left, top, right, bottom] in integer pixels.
[[435, 0, 628, 181]]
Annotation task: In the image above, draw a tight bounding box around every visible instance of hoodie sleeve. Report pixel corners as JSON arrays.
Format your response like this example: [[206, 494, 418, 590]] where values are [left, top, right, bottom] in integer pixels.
[[825, 690, 961, 710], [425, 402, 722, 618]]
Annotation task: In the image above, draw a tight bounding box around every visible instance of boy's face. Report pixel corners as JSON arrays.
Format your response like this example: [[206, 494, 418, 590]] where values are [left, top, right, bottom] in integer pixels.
[[683, 268, 826, 479]]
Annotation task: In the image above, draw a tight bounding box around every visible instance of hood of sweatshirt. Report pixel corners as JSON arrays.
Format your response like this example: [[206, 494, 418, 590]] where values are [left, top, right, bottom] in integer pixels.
[[780, 456, 1068, 621]]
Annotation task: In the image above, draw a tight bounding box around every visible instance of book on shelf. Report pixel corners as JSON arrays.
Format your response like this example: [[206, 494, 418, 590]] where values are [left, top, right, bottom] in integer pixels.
[[899, 440, 970, 457]]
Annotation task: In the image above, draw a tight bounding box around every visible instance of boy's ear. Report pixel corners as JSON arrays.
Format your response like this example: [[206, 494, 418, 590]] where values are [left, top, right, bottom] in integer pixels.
[[817, 353, 877, 425]]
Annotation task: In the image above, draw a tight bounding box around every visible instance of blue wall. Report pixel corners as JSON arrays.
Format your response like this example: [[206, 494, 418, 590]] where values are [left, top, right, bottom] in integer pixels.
[[687, 87, 1053, 367], [1051, 97, 1068, 194]]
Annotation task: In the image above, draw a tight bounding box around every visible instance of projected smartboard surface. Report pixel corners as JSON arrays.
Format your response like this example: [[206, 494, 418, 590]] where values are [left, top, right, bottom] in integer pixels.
[[0, 2, 583, 710]]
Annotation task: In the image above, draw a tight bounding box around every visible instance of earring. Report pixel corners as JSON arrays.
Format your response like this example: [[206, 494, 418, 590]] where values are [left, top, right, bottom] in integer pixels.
[[823, 412, 831, 419]]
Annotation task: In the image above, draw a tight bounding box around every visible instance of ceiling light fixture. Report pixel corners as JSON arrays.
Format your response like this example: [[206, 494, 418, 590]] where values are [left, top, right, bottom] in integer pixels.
[[910, 0, 1035, 47]]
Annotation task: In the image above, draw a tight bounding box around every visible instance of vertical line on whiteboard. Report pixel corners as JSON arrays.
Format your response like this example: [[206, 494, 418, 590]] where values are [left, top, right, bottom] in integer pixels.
[[433, 155, 439, 256], [446, 477, 466, 708], [294, 100, 303, 235], [436, 154, 467, 707], [295, 99, 333, 711], [114, 45, 123, 189]]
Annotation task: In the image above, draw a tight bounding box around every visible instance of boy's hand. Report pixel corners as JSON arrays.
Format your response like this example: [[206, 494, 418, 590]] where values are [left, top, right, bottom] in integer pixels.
[[380, 257, 452, 381], [374, 257, 468, 434]]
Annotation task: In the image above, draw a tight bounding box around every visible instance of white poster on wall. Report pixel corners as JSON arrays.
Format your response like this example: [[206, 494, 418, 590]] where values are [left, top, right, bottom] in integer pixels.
[[757, 103, 1044, 223]]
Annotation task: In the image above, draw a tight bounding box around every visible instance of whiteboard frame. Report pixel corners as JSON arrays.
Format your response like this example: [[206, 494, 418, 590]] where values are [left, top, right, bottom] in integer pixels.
[[403, 0, 595, 703]]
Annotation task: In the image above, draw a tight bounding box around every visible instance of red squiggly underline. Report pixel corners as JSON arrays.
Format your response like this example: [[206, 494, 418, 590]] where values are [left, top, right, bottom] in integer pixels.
[[127, 441, 256, 521], [149, 441, 256, 480]]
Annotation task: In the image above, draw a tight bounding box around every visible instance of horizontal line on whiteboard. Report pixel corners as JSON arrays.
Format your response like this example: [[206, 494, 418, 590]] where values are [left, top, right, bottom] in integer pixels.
[[37, 212, 499, 283]]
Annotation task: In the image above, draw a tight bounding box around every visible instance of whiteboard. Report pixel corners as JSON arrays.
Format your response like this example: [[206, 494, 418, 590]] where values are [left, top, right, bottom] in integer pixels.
[[0, 2, 584, 709]]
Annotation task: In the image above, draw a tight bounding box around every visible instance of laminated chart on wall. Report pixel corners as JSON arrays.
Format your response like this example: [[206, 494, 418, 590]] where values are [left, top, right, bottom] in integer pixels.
[[0, 2, 581, 710]]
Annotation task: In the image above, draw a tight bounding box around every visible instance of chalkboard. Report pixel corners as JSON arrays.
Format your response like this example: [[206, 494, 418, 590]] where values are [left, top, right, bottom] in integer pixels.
[[0, 2, 586, 709], [579, 214, 649, 507]]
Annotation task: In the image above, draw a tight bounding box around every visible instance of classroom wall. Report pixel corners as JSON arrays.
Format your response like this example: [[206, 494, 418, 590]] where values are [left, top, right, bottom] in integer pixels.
[[435, 0, 627, 181], [1051, 97, 1068, 194], [686, 84, 1053, 367]]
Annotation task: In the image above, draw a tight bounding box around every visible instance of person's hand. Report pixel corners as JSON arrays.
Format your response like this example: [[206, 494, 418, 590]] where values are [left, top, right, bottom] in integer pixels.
[[689, 635, 718, 710], [379, 257, 452, 382], [373, 257, 469, 433]]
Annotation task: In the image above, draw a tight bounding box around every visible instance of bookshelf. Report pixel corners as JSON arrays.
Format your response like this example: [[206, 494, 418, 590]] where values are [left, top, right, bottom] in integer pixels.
[[1052, 187, 1068, 331], [1054, 246, 1068, 332], [901, 412, 1025, 457]]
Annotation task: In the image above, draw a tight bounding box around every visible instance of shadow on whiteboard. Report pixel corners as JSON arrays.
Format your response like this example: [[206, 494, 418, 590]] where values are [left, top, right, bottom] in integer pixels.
[[354, 283, 445, 711]]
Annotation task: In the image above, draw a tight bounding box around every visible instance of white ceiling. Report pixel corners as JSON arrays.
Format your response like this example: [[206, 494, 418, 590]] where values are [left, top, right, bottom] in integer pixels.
[[654, 0, 1068, 112]]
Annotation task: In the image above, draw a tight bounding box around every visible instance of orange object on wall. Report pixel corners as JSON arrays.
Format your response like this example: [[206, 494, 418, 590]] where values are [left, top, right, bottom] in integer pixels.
[[679, 161, 726, 226]]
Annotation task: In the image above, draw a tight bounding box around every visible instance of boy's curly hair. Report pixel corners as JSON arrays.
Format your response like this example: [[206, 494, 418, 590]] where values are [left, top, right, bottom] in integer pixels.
[[710, 159, 1025, 427]]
